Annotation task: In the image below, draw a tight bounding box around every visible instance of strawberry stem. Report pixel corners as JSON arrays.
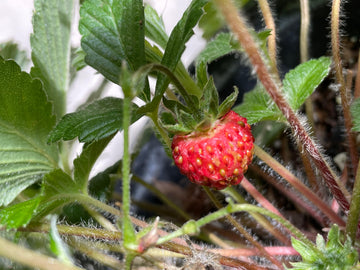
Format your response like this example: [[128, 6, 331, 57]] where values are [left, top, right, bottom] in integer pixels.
[[203, 187, 284, 269], [253, 145, 346, 226]]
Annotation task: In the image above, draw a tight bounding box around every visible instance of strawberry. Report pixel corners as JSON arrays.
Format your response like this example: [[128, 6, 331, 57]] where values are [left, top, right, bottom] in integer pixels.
[[171, 110, 254, 190]]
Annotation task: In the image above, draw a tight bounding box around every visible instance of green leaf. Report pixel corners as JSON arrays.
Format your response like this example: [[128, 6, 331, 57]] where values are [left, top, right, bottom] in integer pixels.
[[0, 197, 40, 229], [73, 135, 114, 193], [155, 0, 208, 97], [49, 215, 74, 265], [30, 0, 74, 118], [48, 97, 140, 143], [79, 0, 126, 84], [283, 57, 331, 110], [0, 59, 58, 206], [113, 0, 145, 71], [144, 4, 168, 49], [351, 98, 360, 132], [233, 84, 283, 124], [79, 0, 145, 84], [196, 33, 238, 67]]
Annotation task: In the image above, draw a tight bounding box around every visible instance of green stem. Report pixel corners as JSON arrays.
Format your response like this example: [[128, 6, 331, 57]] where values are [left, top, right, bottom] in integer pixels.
[[222, 187, 291, 245], [346, 160, 360, 242], [156, 203, 316, 251], [121, 96, 137, 250], [203, 187, 284, 270]]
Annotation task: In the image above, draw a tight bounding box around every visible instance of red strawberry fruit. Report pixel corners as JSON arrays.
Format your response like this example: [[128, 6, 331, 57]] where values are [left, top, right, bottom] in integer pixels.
[[171, 110, 254, 190]]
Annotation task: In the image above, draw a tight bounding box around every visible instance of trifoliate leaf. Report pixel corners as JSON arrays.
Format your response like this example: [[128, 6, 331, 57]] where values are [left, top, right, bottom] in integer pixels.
[[0, 58, 58, 206], [48, 97, 140, 143], [31, 0, 74, 118]]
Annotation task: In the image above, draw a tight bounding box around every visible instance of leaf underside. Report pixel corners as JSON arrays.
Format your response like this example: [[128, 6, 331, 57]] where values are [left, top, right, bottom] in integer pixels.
[[0, 58, 58, 206]]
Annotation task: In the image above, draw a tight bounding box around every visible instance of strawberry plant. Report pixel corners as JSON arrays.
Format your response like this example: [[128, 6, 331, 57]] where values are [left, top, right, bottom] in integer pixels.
[[1, 0, 360, 269]]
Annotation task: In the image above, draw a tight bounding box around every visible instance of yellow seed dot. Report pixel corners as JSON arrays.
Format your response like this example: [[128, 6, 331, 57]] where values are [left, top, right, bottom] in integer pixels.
[[237, 141, 244, 149], [198, 148, 202, 154], [219, 169, 226, 177], [174, 146, 179, 153], [196, 158, 202, 166], [208, 163, 214, 172], [238, 121, 245, 127], [206, 146, 212, 153], [177, 156, 183, 164], [233, 168, 240, 175]]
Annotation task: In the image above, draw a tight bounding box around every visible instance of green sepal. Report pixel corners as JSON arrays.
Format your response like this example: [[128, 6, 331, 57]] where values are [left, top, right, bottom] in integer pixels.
[[159, 112, 177, 127], [218, 87, 239, 118], [200, 77, 219, 118], [162, 97, 191, 114], [178, 109, 198, 131]]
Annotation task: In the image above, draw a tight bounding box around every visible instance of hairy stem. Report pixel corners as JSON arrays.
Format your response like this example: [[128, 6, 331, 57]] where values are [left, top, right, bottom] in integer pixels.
[[331, 0, 359, 175], [254, 145, 345, 226], [203, 187, 284, 270], [214, 0, 350, 213], [223, 187, 291, 245], [257, 0, 279, 77]]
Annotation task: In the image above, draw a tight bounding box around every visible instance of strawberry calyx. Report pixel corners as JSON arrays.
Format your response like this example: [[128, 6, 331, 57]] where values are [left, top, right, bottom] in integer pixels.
[[160, 77, 239, 135]]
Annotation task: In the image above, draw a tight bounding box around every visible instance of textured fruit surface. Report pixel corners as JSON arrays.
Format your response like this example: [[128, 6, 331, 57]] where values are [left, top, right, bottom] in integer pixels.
[[171, 111, 254, 190]]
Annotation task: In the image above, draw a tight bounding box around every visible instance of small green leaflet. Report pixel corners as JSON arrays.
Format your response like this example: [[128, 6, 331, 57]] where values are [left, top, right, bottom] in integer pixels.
[[233, 84, 283, 124], [0, 58, 58, 206], [48, 97, 140, 143], [234, 57, 331, 124], [283, 57, 331, 110], [31, 0, 74, 118]]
